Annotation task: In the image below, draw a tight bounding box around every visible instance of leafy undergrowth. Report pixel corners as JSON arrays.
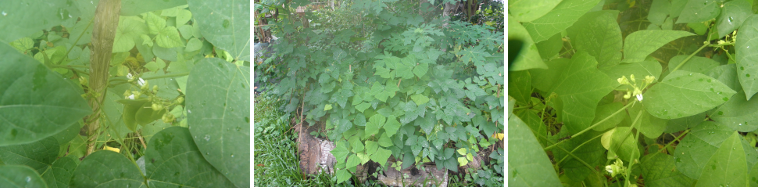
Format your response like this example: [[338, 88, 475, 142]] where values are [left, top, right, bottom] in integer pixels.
[[510, 0, 758, 186]]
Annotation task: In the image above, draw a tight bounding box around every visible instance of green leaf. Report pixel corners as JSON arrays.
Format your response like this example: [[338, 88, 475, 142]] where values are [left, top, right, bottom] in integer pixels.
[[464, 84, 487, 101], [357, 152, 371, 165], [536, 33, 563, 60], [696, 132, 748, 187], [666, 55, 719, 75], [647, 0, 670, 25], [0, 137, 58, 175], [324, 104, 333, 111], [640, 153, 695, 186], [0, 0, 80, 43], [608, 127, 640, 163], [71, 151, 145, 187], [365, 140, 378, 154], [736, 15, 758, 100], [355, 102, 371, 112], [508, 115, 561, 186], [710, 92, 758, 132], [508, 0, 562, 22], [113, 16, 147, 53], [628, 103, 667, 139], [351, 138, 364, 153], [145, 58, 166, 72], [674, 121, 733, 179], [590, 102, 626, 132], [522, 0, 602, 43], [508, 16, 547, 71], [144, 127, 236, 187], [189, 0, 250, 61], [0, 165, 47, 188], [156, 26, 185, 48], [9, 37, 34, 52], [375, 66, 392, 78], [384, 115, 401, 137], [44, 157, 78, 188], [120, 0, 187, 16], [365, 114, 386, 138], [146, 12, 166, 35], [546, 51, 618, 133], [0, 43, 91, 146], [622, 30, 694, 62], [346, 154, 360, 169], [371, 147, 392, 167], [514, 110, 548, 147], [186, 58, 250, 187], [332, 140, 350, 163], [459, 46, 490, 66], [176, 9, 192, 25], [412, 62, 428, 78], [336, 169, 351, 184], [410, 94, 429, 105], [185, 38, 203, 52], [378, 133, 394, 148], [566, 10, 622, 68], [643, 70, 736, 119], [715, 0, 751, 38], [122, 100, 148, 132], [676, 0, 720, 24]]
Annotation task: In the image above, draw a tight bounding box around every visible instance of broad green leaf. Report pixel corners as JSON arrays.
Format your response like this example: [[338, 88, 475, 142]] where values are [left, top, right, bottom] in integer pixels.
[[0, 137, 70, 186], [185, 38, 203, 52], [530, 58, 569, 92], [186, 58, 250, 187], [609, 127, 640, 163], [0, 165, 46, 188], [346, 154, 360, 169], [355, 102, 371, 112], [706, 64, 742, 92], [156, 26, 185, 48], [628, 103, 667, 139], [648, 0, 670, 25], [0, 43, 91, 146], [566, 10, 622, 68], [375, 66, 392, 78], [643, 70, 736, 119], [522, 0, 602, 43], [113, 16, 148, 53], [413, 63, 428, 78], [640, 153, 695, 186], [590, 102, 625, 132], [144, 127, 235, 187], [508, 0, 562, 22], [121, 0, 187, 16], [600, 60, 662, 91], [384, 115, 401, 137], [549, 125, 604, 181], [135, 100, 165, 126], [666, 55, 719, 75], [508, 16, 547, 71], [736, 15, 758, 100], [459, 46, 491, 66], [176, 9, 192, 25], [715, 0, 751, 38], [548, 51, 618, 133], [331, 140, 350, 162], [365, 114, 386, 138], [44, 157, 78, 188], [536, 33, 563, 59], [145, 58, 166, 72], [676, 0, 720, 24], [709, 92, 758, 132], [122, 99, 149, 132], [146, 12, 166, 35], [696, 132, 748, 187], [509, 115, 561, 186], [515, 110, 548, 147], [665, 113, 705, 133], [622, 30, 694, 62], [336, 169, 351, 184], [410, 94, 429, 105], [324, 104, 333, 111], [9, 37, 34, 52], [351, 138, 364, 153], [371, 147, 392, 168], [0, 0, 80, 43], [357, 152, 371, 165], [189, 0, 250, 61], [71, 151, 145, 187], [674, 121, 733, 179], [378, 133, 394, 147]]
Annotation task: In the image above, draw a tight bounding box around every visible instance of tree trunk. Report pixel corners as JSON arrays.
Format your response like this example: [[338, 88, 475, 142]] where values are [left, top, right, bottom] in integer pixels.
[[85, 0, 121, 157]]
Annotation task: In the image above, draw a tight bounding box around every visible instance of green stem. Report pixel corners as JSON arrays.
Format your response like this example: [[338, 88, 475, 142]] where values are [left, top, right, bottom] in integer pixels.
[[556, 132, 604, 166], [670, 43, 710, 74], [623, 109, 644, 186], [544, 101, 636, 151], [142, 72, 189, 80], [58, 18, 94, 65]]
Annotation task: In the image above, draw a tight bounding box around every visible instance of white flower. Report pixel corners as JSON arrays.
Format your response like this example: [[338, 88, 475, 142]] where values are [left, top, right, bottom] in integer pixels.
[[606, 165, 614, 174], [128, 94, 135, 100], [636, 94, 643, 101], [138, 78, 146, 86], [127, 73, 133, 79]]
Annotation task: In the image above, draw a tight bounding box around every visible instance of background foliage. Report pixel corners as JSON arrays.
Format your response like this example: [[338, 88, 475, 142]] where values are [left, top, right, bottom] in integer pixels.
[[509, 0, 758, 186], [0, 0, 250, 187], [255, 0, 504, 186]]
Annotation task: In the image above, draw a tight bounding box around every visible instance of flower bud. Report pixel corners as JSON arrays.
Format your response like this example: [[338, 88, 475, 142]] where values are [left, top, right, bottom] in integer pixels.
[[152, 103, 163, 111], [176, 97, 184, 104], [624, 91, 632, 99], [630, 74, 636, 84], [153, 85, 159, 93], [124, 90, 131, 98], [645, 75, 655, 84]]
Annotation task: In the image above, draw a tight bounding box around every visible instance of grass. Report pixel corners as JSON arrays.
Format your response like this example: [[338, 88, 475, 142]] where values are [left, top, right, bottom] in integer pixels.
[[253, 90, 500, 187]]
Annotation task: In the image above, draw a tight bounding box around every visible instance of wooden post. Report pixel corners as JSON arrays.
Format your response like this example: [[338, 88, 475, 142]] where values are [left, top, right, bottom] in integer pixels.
[[85, 0, 121, 157]]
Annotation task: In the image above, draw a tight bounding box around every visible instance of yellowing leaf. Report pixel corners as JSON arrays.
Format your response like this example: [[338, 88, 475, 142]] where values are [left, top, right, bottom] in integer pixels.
[[458, 157, 468, 166], [492, 133, 504, 140], [104, 146, 120, 153], [324, 104, 333, 111]]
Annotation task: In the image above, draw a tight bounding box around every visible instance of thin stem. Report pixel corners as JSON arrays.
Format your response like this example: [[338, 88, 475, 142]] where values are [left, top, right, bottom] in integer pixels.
[[623, 109, 644, 186], [670, 43, 710, 74], [556, 132, 604, 166], [545, 100, 636, 151], [58, 18, 94, 65], [142, 72, 190, 80]]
